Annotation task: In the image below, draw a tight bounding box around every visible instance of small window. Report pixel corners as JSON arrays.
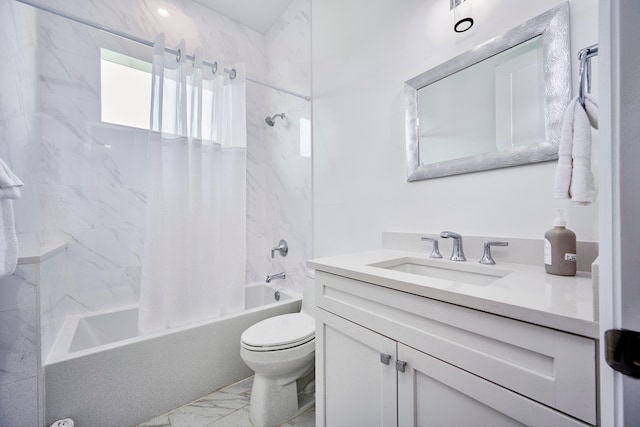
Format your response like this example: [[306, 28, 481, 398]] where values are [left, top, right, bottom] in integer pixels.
[[100, 48, 152, 130], [300, 118, 311, 158]]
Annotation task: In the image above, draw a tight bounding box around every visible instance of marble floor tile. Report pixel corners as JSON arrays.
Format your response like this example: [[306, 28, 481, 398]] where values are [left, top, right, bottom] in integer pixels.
[[207, 407, 252, 427], [138, 377, 315, 427], [280, 406, 315, 427]]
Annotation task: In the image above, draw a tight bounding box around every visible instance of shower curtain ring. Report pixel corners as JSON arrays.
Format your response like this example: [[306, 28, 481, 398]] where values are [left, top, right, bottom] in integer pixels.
[[176, 48, 182, 63], [212, 61, 218, 74]]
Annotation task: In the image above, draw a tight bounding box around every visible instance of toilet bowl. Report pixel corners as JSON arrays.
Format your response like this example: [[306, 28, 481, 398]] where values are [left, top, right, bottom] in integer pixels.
[[240, 270, 315, 427]]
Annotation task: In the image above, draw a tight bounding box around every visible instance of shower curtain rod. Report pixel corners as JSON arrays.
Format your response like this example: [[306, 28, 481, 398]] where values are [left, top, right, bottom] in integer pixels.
[[15, 0, 311, 102]]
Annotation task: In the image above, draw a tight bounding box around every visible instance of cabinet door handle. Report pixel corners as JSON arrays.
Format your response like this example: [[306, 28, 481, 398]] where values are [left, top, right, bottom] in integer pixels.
[[380, 353, 392, 365], [396, 360, 407, 373]]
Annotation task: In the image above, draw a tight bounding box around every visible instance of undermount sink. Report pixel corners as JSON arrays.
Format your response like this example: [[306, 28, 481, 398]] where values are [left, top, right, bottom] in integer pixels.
[[369, 257, 513, 286]]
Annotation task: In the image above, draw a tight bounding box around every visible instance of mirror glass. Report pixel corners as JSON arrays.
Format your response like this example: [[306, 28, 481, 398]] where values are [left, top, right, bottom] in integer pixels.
[[405, 3, 570, 181]]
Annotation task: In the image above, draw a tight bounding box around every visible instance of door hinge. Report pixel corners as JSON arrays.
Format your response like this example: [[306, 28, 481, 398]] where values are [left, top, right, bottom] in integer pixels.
[[605, 329, 640, 379]]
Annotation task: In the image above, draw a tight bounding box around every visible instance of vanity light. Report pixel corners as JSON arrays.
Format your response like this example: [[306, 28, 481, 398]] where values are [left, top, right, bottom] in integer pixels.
[[450, 0, 474, 33]]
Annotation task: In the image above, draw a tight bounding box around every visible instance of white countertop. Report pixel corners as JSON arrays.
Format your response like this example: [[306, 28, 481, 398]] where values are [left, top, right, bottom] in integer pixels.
[[308, 249, 598, 338]]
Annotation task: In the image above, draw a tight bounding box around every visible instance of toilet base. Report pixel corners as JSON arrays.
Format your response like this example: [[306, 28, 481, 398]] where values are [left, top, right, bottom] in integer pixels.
[[248, 363, 314, 427]]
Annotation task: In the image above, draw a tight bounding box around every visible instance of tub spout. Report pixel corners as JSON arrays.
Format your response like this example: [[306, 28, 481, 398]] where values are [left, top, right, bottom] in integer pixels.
[[266, 272, 286, 283]]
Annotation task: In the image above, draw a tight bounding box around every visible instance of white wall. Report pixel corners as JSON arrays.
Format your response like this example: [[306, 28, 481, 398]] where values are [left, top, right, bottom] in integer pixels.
[[312, 0, 599, 258]]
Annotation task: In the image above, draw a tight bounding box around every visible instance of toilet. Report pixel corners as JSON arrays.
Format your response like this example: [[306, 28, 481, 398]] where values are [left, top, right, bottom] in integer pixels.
[[240, 270, 316, 427]]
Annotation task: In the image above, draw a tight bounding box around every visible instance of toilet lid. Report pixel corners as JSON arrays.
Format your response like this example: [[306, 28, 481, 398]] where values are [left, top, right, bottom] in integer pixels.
[[241, 313, 315, 348]]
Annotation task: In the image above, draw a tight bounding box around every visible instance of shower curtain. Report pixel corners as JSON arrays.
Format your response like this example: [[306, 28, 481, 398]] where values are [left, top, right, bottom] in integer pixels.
[[138, 33, 247, 334]]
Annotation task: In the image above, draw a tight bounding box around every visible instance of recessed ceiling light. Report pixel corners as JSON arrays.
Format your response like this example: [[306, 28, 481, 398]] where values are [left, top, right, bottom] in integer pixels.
[[157, 8, 169, 18]]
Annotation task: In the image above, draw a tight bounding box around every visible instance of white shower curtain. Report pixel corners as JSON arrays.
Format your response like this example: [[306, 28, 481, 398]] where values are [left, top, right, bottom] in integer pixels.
[[138, 33, 247, 334]]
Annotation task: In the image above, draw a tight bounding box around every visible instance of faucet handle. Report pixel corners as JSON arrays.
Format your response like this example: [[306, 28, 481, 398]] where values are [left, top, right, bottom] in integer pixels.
[[270, 239, 288, 259], [479, 241, 509, 265], [421, 237, 442, 258]]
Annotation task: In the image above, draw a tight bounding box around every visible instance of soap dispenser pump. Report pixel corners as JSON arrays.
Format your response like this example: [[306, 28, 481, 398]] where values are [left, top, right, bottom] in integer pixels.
[[544, 209, 577, 276]]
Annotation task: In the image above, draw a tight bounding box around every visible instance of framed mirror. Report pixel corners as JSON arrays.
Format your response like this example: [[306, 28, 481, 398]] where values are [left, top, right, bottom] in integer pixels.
[[405, 3, 570, 181]]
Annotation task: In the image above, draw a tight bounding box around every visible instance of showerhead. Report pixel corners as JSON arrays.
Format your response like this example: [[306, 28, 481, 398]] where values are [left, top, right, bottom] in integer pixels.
[[265, 113, 285, 127]]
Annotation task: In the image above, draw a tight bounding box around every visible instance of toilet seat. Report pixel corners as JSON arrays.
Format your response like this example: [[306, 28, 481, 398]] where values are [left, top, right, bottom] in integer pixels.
[[241, 313, 315, 351]]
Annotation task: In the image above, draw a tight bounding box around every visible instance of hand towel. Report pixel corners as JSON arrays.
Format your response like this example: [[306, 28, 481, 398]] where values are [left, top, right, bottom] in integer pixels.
[[0, 157, 22, 278], [553, 95, 598, 204]]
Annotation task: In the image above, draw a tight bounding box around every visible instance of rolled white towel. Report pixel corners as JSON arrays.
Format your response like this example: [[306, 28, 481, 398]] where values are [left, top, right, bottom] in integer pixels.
[[553, 95, 598, 204], [49, 419, 74, 427], [553, 98, 577, 199], [584, 94, 598, 130], [570, 95, 598, 204]]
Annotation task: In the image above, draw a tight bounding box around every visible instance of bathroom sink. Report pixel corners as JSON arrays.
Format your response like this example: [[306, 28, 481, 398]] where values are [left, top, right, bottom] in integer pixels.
[[369, 257, 512, 286]]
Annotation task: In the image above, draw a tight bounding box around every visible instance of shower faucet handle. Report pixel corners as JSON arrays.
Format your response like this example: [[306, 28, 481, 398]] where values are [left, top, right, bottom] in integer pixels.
[[270, 239, 288, 258]]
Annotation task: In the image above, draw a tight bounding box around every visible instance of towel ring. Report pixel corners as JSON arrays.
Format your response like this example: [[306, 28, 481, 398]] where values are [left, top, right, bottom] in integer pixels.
[[577, 44, 598, 107]]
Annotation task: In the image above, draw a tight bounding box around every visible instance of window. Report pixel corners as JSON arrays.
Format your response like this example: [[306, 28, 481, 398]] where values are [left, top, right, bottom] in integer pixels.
[[100, 48, 152, 130], [300, 117, 311, 158]]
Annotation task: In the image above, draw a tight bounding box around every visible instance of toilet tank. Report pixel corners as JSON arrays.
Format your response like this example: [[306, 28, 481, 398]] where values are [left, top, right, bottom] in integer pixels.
[[301, 269, 315, 317]]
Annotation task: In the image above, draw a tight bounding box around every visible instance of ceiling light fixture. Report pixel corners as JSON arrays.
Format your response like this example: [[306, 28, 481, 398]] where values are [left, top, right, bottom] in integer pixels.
[[450, 0, 474, 33], [157, 8, 169, 18]]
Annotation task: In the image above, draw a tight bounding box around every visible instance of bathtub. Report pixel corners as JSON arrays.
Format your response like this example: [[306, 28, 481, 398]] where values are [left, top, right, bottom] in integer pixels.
[[45, 284, 302, 427]]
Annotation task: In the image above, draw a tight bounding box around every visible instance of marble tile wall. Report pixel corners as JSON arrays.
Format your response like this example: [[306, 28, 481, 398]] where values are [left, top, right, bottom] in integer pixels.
[[39, 248, 71, 365], [0, 1, 42, 426], [0, 265, 40, 427], [0, 0, 41, 234], [262, 0, 312, 295]]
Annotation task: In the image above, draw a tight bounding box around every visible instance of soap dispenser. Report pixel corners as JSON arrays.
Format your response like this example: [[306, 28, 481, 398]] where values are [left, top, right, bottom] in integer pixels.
[[544, 209, 577, 276]]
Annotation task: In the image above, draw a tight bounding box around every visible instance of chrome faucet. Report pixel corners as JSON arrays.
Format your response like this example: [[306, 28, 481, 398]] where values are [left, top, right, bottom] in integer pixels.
[[266, 272, 286, 283], [440, 231, 466, 261], [271, 239, 289, 259]]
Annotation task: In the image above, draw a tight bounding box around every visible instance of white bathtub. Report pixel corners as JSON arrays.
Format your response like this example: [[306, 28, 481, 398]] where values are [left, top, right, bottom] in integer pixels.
[[45, 284, 302, 427]]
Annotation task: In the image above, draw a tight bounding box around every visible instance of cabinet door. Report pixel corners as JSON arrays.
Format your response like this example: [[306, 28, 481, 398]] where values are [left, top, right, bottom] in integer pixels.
[[397, 344, 590, 427], [316, 309, 397, 427]]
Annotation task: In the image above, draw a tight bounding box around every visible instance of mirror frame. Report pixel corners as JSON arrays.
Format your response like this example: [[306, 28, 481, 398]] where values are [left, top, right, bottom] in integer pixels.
[[405, 3, 570, 181]]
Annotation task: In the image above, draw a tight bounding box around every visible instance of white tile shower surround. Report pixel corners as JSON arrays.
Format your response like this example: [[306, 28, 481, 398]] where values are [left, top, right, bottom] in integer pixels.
[[5, 0, 311, 364], [138, 377, 315, 427]]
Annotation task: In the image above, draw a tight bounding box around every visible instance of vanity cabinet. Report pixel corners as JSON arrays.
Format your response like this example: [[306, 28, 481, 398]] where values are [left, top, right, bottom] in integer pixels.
[[315, 271, 597, 427]]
